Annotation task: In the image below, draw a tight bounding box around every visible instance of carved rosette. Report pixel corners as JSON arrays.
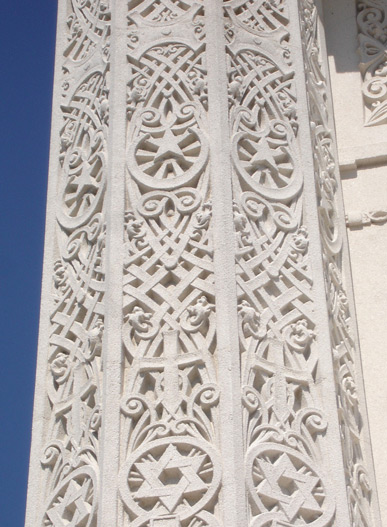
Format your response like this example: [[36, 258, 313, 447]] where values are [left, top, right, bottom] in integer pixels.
[[40, 1, 110, 526], [300, 0, 374, 525], [357, 0, 387, 126], [119, 3, 221, 527], [224, 1, 335, 525]]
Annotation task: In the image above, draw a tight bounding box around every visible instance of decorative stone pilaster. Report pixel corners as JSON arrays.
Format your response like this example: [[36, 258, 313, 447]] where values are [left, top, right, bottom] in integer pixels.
[[25, 2, 380, 527], [300, 1, 378, 524], [25, 2, 110, 525]]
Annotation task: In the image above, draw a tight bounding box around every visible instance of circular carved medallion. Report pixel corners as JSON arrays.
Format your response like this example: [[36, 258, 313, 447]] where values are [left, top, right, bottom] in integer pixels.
[[246, 444, 335, 526], [119, 437, 221, 521]]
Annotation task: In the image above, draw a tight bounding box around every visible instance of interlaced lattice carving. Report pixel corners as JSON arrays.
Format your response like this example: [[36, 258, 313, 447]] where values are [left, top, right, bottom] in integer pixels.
[[128, 0, 198, 23], [300, 0, 374, 525], [357, 0, 387, 126], [39, 2, 110, 526], [224, 1, 335, 525], [119, 5, 221, 527], [225, 0, 287, 34]]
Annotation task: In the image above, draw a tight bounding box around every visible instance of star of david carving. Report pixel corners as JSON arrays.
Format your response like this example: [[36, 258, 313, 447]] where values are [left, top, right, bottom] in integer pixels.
[[132, 444, 208, 513], [255, 453, 323, 522], [46, 476, 93, 527]]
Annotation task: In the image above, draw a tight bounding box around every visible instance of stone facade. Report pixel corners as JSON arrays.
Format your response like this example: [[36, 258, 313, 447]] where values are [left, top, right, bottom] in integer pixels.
[[25, 1, 386, 527]]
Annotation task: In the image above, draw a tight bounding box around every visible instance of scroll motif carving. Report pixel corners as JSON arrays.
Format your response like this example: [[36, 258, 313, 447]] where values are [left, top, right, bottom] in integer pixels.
[[300, 0, 374, 525], [40, 1, 110, 525], [119, 4, 222, 527], [224, 1, 335, 525], [357, 0, 387, 126]]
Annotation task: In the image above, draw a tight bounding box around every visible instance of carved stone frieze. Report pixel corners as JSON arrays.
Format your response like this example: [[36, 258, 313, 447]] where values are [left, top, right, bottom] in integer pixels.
[[357, 0, 387, 126]]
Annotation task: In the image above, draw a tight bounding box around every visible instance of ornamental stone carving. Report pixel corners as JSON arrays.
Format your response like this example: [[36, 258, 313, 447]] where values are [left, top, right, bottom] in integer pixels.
[[25, 2, 379, 527]]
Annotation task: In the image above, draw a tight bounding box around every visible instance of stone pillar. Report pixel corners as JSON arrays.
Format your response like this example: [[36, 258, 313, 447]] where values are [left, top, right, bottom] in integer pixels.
[[25, 2, 380, 527]]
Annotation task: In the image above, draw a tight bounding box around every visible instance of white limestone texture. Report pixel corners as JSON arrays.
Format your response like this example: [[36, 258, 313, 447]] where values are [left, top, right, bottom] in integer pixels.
[[25, 1, 383, 527]]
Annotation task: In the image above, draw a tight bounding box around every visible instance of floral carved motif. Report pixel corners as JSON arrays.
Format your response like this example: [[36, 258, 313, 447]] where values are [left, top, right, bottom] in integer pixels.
[[40, 1, 110, 526], [357, 0, 387, 126], [300, 0, 374, 525]]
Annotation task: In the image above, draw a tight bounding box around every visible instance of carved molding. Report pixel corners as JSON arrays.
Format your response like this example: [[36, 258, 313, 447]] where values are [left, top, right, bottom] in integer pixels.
[[357, 0, 387, 126]]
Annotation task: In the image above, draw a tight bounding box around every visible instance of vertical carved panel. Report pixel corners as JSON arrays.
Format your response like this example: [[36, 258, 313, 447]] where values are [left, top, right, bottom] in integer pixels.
[[119, 3, 222, 527], [357, 0, 387, 126], [223, 1, 336, 525], [40, 1, 110, 525], [300, 0, 374, 525]]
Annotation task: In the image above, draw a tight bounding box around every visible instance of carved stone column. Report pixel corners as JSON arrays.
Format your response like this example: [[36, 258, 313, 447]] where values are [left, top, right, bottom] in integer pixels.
[[25, 2, 380, 527]]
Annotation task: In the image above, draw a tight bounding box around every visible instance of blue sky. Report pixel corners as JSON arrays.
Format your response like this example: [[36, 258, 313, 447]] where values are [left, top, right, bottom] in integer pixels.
[[0, 2, 58, 524]]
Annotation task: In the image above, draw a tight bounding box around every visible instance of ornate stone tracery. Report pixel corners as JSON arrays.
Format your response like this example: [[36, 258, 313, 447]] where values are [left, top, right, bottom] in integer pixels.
[[223, 1, 337, 525], [25, 2, 379, 527], [119, 4, 221, 527]]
